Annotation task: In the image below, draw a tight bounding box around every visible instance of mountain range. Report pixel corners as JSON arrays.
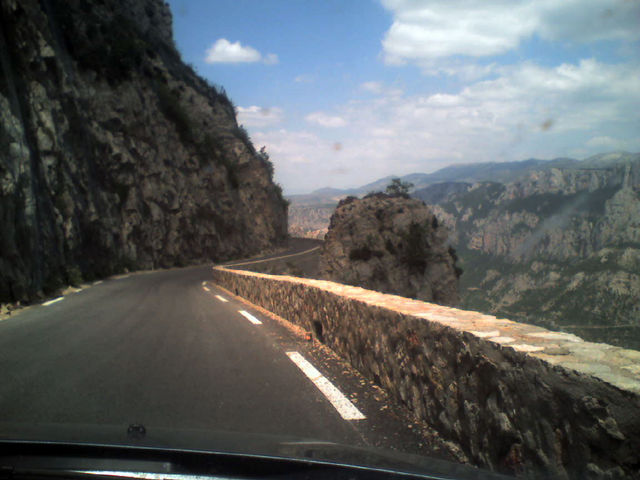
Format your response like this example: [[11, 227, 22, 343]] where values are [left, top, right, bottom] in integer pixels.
[[287, 153, 629, 206]]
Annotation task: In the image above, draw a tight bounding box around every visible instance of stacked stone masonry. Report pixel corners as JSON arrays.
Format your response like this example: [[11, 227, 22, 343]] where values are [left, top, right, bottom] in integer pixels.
[[212, 266, 640, 479]]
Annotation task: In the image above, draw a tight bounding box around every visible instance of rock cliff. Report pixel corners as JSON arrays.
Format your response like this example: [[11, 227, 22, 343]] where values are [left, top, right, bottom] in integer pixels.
[[320, 194, 460, 305], [430, 153, 640, 348], [0, 0, 288, 303]]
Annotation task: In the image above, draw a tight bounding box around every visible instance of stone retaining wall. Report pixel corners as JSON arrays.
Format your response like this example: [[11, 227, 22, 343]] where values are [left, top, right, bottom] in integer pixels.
[[212, 266, 640, 479]]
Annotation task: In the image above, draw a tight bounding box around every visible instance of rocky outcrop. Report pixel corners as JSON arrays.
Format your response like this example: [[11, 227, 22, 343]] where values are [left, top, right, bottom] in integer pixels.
[[0, 0, 288, 303], [320, 194, 460, 305]]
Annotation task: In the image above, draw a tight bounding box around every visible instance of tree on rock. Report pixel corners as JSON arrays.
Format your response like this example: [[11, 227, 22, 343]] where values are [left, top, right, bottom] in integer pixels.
[[385, 178, 413, 197]]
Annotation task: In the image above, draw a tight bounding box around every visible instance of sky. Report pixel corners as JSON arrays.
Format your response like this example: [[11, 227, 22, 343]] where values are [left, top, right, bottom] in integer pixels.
[[167, 0, 640, 194]]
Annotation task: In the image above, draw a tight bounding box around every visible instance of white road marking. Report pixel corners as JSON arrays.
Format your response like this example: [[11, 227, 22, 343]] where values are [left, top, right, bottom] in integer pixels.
[[201, 281, 207, 286], [286, 351, 366, 421], [93, 281, 103, 285], [239, 310, 262, 325], [42, 297, 64, 306], [202, 286, 210, 292], [215, 295, 228, 303]]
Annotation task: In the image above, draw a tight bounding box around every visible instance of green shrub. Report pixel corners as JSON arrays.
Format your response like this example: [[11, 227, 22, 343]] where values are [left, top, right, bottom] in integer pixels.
[[386, 178, 413, 197], [219, 86, 235, 110], [258, 146, 275, 179], [274, 183, 288, 203], [400, 221, 429, 272], [232, 125, 255, 154]]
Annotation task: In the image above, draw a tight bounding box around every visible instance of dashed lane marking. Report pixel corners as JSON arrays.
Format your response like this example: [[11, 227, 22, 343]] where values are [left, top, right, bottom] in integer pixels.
[[215, 295, 229, 303], [286, 351, 366, 421], [93, 281, 103, 285], [202, 286, 210, 292], [42, 297, 64, 306], [239, 310, 262, 325]]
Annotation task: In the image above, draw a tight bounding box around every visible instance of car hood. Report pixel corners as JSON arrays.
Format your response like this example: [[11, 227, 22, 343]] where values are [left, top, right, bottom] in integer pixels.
[[0, 422, 509, 479]]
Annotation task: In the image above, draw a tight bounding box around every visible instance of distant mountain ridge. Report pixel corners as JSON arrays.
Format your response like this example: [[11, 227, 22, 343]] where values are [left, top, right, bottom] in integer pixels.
[[288, 152, 636, 206], [288, 152, 639, 236]]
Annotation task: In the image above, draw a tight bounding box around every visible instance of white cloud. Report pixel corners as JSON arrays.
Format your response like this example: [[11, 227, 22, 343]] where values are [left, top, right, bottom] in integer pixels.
[[205, 39, 260, 63], [251, 130, 337, 192], [305, 112, 348, 128], [236, 106, 284, 128], [254, 58, 640, 193], [254, 130, 319, 165], [252, 128, 393, 194], [382, 1, 535, 63], [204, 38, 278, 65], [380, 0, 640, 70]]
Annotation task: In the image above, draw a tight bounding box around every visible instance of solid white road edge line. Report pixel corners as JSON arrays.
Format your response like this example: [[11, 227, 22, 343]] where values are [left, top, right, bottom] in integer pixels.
[[43, 297, 64, 306], [202, 286, 210, 292], [286, 351, 366, 421], [239, 310, 262, 325], [215, 295, 229, 303]]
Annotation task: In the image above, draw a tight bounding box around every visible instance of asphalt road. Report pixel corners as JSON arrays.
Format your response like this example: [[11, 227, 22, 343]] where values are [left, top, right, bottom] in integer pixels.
[[0, 243, 453, 461]]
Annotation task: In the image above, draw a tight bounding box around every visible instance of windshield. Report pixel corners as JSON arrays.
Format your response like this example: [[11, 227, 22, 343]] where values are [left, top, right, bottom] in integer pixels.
[[1, 0, 639, 479]]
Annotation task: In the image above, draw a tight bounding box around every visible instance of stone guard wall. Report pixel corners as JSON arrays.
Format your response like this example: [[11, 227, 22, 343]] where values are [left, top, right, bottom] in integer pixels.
[[212, 266, 640, 479]]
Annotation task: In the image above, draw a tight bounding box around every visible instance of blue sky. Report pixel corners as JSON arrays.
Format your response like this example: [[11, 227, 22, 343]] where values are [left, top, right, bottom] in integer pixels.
[[168, 0, 640, 194]]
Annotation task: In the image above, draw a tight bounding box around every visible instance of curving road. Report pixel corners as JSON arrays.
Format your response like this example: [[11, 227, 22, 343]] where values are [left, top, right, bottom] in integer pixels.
[[0, 242, 451, 461]]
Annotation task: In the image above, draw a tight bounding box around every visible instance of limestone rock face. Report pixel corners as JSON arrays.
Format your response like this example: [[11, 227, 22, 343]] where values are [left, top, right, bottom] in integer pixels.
[[320, 194, 460, 306], [0, 0, 288, 302], [428, 154, 640, 348]]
